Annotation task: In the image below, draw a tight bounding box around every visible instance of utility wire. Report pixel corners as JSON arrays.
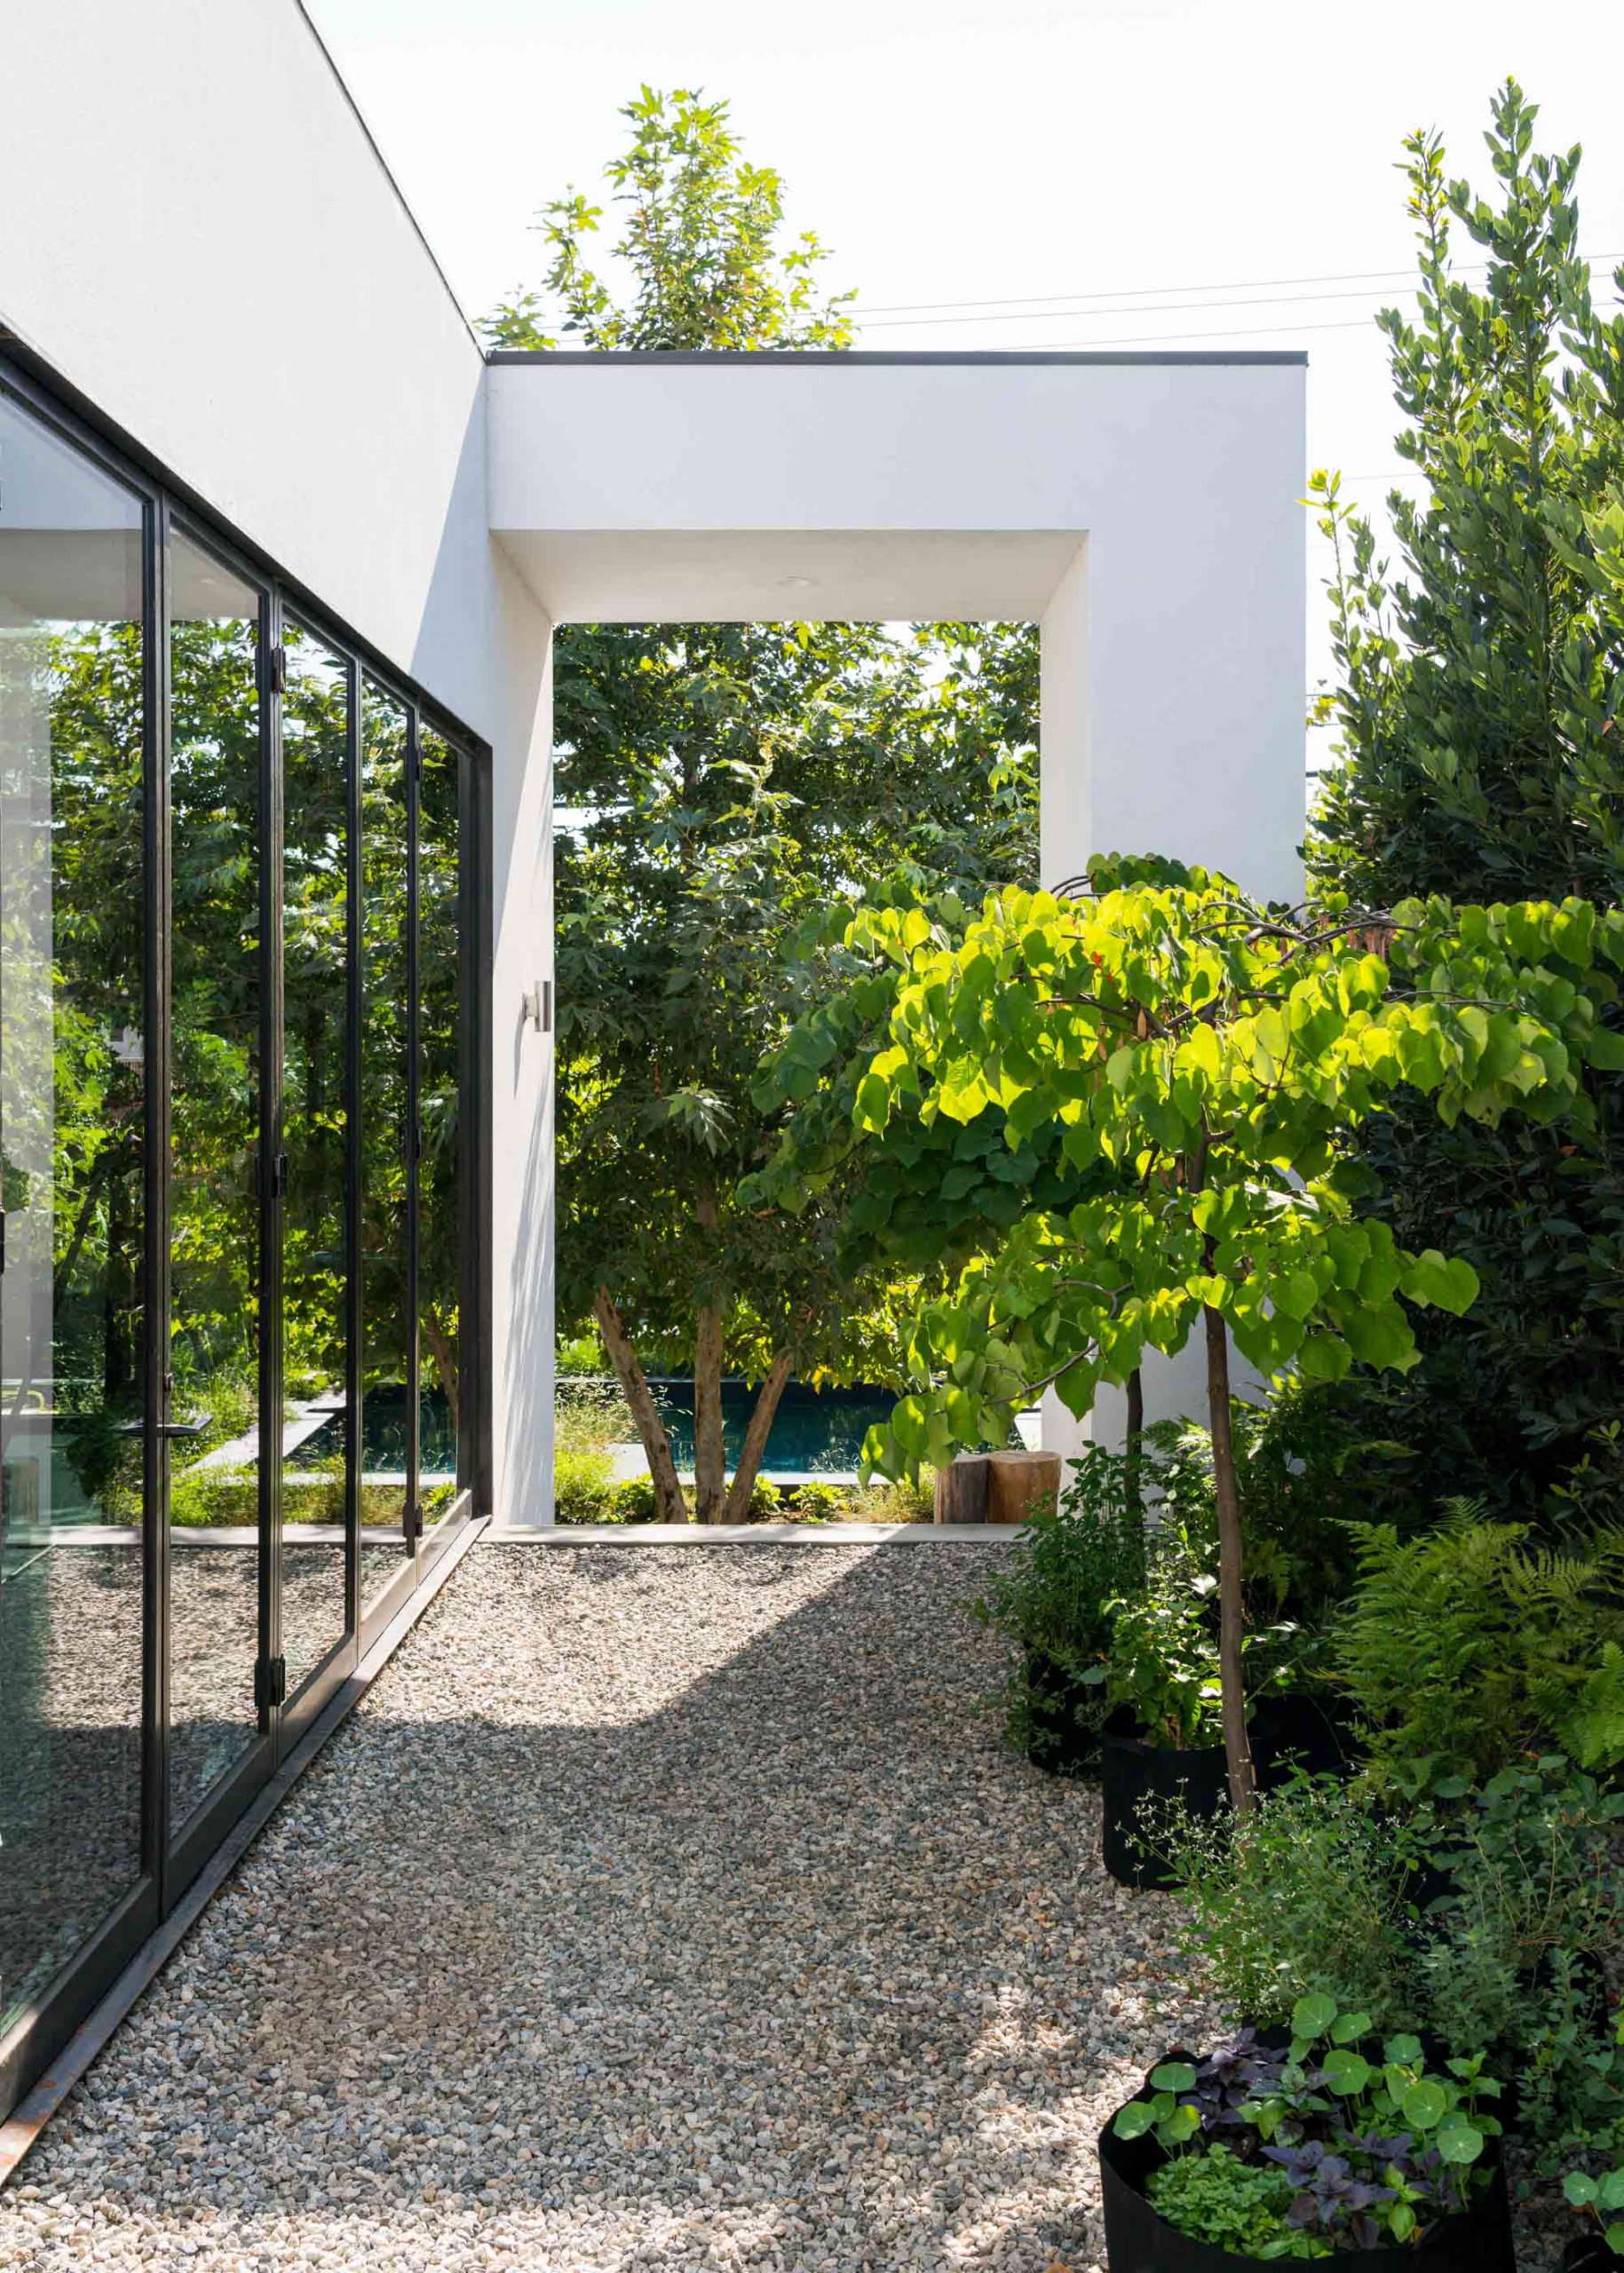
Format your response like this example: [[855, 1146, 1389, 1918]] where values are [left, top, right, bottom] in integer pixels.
[[851, 249, 1622, 323], [908, 315, 1387, 351]]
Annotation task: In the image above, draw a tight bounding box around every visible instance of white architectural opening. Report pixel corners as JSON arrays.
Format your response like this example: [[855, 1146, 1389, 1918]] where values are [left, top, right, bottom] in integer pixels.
[[486, 350, 1305, 1519]]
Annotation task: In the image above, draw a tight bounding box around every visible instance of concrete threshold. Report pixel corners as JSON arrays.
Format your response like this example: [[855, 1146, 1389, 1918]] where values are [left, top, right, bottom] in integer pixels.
[[483, 1521, 1020, 1544]]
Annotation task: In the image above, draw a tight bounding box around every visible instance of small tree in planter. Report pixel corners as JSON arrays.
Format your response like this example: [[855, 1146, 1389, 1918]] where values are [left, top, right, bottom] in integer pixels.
[[762, 863, 1624, 1810]]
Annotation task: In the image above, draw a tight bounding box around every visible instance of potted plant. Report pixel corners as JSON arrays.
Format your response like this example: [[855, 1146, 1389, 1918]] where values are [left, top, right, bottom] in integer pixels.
[[1096, 1550, 1304, 1889], [970, 1439, 1145, 1776], [1096, 1562, 1230, 1888], [1563, 2162, 1624, 2270], [1100, 1994, 1514, 2270]]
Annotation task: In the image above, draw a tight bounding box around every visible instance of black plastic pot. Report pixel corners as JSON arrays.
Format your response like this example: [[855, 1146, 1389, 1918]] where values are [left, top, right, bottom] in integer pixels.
[[1022, 1646, 1103, 1776], [1098, 2089, 1517, 2273], [1561, 2235, 1614, 2273], [1100, 1713, 1229, 1889]]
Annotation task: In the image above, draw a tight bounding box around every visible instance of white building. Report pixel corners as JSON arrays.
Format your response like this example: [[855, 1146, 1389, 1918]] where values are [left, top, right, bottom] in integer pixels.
[[0, 0, 1303, 2129]]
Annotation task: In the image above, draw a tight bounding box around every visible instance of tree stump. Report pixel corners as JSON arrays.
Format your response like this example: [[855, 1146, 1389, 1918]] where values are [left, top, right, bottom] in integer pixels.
[[986, 1448, 1061, 1525], [933, 1454, 990, 1525]]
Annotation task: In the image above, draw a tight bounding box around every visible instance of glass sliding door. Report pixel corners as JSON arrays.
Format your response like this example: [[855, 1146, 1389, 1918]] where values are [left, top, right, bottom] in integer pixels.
[[358, 680, 413, 1610], [279, 624, 353, 1698], [0, 356, 487, 2131], [0, 393, 148, 2037], [416, 727, 462, 1530], [166, 533, 265, 1828]]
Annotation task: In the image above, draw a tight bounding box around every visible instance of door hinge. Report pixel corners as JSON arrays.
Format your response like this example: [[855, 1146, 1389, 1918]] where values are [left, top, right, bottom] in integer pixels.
[[267, 645, 286, 695], [255, 1655, 287, 1711], [0, 1207, 6, 1276], [269, 1150, 289, 1199], [404, 1501, 424, 1544]]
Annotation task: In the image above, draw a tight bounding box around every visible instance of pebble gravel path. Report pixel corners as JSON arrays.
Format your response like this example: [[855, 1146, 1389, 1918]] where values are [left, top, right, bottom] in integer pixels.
[[0, 1540, 1213, 2273]]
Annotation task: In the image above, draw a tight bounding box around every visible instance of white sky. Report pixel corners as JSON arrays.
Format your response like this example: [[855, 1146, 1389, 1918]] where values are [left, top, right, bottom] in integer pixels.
[[308, 0, 1624, 733]]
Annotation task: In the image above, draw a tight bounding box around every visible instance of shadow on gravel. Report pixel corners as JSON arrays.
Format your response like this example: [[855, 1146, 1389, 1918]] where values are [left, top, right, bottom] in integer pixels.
[[6, 1545, 1173, 2273]]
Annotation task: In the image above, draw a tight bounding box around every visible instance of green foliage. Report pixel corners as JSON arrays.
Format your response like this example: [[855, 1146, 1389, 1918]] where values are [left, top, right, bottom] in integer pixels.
[[552, 1448, 620, 1525], [1116, 2004, 1501, 2248], [556, 1331, 606, 1377], [1564, 2157, 1624, 2257], [764, 869, 1621, 1482], [742, 1475, 781, 1519], [551, 1382, 631, 1522], [1147, 2146, 1327, 2260], [482, 86, 855, 353], [550, 620, 1038, 1397], [1102, 1512, 1304, 1751], [1413, 1761, 1624, 2168], [1104, 1563, 1226, 1750], [610, 1473, 693, 1522], [971, 1439, 1145, 1762], [1333, 1509, 1624, 1793], [788, 1480, 845, 1520], [1125, 1393, 1391, 1627], [1306, 84, 1624, 1521], [1156, 1778, 1420, 2030]]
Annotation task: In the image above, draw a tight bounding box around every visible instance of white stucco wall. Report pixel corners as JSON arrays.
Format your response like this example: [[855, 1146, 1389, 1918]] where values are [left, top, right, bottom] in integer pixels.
[[0, 0, 502, 736], [489, 353, 1306, 903]]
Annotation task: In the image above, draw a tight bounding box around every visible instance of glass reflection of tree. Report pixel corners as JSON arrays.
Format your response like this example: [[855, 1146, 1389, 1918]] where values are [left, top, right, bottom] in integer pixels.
[[281, 630, 348, 1409], [169, 613, 260, 1445], [17, 622, 146, 1520], [16, 625, 462, 1525], [417, 730, 459, 1500], [360, 686, 410, 1529]]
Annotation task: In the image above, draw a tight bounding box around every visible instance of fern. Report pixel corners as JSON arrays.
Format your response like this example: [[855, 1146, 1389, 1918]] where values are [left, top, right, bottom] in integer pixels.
[[1334, 1506, 1624, 1791]]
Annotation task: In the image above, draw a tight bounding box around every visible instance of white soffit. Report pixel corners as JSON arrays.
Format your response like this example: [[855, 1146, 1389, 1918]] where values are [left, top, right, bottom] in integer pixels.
[[494, 528, 1085, 624]]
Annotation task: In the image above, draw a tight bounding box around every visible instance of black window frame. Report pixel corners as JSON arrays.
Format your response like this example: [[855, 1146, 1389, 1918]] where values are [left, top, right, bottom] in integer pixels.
[[0, 349, 492, 2125]]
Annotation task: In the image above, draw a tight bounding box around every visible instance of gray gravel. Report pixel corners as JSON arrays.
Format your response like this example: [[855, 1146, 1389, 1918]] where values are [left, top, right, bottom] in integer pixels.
[[0, 1540, 1213, 2271]]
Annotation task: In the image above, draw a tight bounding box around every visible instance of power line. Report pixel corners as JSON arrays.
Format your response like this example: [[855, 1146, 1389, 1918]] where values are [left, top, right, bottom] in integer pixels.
[[851, 249, 1623, 324], [857, 281, 1428, 332], [937, 315, 1390, 351]]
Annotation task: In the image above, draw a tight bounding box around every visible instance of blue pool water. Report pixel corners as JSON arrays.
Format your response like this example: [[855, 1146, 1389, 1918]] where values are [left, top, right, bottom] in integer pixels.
[[639, 1379, 899, 1477], [285, 1384, 457, 1476]]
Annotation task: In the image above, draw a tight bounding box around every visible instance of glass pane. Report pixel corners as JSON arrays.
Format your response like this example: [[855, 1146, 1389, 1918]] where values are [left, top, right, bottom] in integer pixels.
[[417, 728, 460, 1526], [280, 625, 350, 1694], [168, 532, 262, 1825], [359, 681, 411, 1610], [0, 392, 146, 2031]]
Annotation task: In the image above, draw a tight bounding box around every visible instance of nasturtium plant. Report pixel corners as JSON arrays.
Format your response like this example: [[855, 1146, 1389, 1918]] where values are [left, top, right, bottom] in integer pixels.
[[763, 859, 1624, 1804], [1116, 2008, 1502, 2253]]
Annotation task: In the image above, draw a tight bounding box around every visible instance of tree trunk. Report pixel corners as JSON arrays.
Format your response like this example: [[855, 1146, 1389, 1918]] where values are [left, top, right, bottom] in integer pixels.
[[420, 1303, 461, 1442], [691, 1182, 728, 1523], [724, 1347, 795, 1523], [1124, 1364, 1145, 1512], [591, 1287, 686, 1523], [692, 1303, 727, 1522], [1203, 1303, 1256, 1813]]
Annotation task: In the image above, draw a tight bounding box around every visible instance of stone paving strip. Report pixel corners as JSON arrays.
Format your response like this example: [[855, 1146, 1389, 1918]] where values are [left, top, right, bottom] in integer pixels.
[[0, 1541, 1211, 2273]]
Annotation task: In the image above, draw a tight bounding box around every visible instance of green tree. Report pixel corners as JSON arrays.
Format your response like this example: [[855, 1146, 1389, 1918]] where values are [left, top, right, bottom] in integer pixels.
[[763, 863, 1624, 1806], [485, 85, 855, 353], [1307, 83, 1624, 1518], [487, 88, 1041, 1519]]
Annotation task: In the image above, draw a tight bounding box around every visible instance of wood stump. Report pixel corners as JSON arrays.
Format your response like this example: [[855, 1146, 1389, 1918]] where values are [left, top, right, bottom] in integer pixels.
[[986, 1449, 1061, 1525], [933, 1454, 990, 1524]]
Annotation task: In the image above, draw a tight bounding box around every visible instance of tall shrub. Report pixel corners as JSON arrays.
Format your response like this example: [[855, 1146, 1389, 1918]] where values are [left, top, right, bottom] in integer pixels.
[[1309, 83, 1624, 1516]]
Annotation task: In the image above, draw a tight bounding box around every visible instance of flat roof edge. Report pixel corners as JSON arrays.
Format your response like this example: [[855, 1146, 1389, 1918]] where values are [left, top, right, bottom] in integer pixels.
[[486, 349, 1310, 368]]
